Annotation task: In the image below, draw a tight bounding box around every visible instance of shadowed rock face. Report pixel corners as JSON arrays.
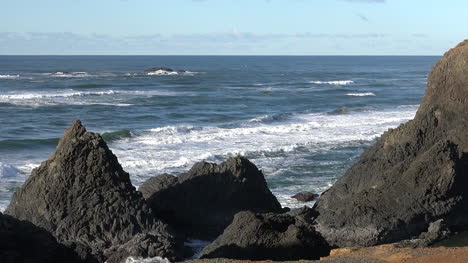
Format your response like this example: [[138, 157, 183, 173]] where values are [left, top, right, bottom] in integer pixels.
[[313, 40, 468, 247], [0, 212, 91, 263], [140, 157, 283, 239], [200, 207, 330, 261], [5, 120, 184, 261]]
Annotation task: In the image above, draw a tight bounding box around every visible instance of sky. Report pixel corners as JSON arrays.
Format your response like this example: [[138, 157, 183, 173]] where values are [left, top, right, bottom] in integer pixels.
[[0, 0, 467, 55]]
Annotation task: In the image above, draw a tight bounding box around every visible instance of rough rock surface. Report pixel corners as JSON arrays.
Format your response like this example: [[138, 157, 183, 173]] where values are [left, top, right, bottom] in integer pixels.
[[0, 211, 90, 263], [397, 219, 452, 248], [144, 67, 186, 73], [5, 120, 184, 261], [291, 192, 319, 202], [313, 40, 468, 247], [199, 207, 330, 260], [140, 157, 283, 239]]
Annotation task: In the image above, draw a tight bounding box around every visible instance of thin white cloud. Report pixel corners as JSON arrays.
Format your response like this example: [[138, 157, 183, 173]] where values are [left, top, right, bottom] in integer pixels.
[[343, 0, 385, 2], [1, 31, 434, 55]]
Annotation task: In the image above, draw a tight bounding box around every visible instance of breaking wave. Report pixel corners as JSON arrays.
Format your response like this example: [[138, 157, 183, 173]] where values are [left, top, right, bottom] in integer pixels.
[[309, 80, 354, 85]]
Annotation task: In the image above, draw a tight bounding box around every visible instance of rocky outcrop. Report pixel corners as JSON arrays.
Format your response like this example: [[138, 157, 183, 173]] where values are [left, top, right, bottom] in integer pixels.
[[313, 40, 468, 247], [397, 219, 452, 248], [199, 207, 330, 260], [140, 157, 283, 239], [0, 211, 91, 263], [291, 192, 319, 202], [144, 67, 187, 74], [5, 120, 184, 262]]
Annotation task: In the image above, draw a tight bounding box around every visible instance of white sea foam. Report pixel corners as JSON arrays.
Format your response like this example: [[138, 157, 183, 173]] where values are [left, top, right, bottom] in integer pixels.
[[346, 92, 376, 97], [110, 106, 418, 192], [309, 80, 354, 85], [147, 70, 179, 76], [50, 72, 90, 78], [0, 89, 184, 107], [0, 163, 19, 178], [185, 239, 211, 259], [146, 70, 197, 76], [248, 113, 290, 123], [0, 90, 117, 100], [125, 256, 170, 263], [41, 71, 118, 78], [0, 74, 20, 79]]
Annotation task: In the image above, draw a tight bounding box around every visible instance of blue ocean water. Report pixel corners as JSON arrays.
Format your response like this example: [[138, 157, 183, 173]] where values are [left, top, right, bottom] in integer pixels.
[[0, 55, 439, 211]]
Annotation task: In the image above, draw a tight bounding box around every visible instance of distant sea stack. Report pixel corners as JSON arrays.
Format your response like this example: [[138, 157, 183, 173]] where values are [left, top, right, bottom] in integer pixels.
[[139, 157, 283, 239], [313, 40, 468, 247], [5, 121, 185, 262], [144, 67, 187, 75]]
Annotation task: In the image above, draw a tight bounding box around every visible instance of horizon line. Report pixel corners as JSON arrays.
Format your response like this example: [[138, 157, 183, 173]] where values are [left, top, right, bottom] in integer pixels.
[[0, 54, 441, 57]]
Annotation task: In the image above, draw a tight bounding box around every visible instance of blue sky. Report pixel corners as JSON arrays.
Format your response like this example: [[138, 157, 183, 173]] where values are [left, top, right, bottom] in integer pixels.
[[1, 0, 466, 55]]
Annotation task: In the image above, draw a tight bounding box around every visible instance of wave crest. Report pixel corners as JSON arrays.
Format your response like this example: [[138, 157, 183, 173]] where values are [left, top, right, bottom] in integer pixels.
[[346, 92, 376, 97], [309, 80, 354, 85]]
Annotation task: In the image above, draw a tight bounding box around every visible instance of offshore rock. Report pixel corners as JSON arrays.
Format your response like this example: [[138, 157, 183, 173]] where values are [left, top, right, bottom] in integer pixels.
[[5, 120, 184, 262], [199, 207, 330, 260], [144, 67, 187, 74], [140, 157, 283, 239], [0, 212, 91, 263], [313, 40, 468, 247], [291, 192, 319, 202]]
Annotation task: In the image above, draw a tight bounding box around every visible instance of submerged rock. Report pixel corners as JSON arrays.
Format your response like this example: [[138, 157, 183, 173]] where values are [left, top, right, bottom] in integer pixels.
[[0, 211, 90, 263], [291, 192, 319, 202], [140, 157, 283, 239], [199, 207, 330, 260], [5, 120, 184, 262], [313, 40, 468, 247]]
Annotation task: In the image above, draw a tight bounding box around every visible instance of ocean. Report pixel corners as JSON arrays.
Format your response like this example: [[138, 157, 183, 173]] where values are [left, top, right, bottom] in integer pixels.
[[0, 55, 439, 211]]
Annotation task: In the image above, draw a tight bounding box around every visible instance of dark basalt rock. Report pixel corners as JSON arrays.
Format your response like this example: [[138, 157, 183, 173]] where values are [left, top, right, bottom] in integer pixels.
[[5, 120, 184, 262], [313, 40, 468, 247], [0, 211, 92, 263], [397, 219, 452, 248], [144, 67, 187, 73], [199, 207, 330, 260], [140, 157, 283, 239], [291, 192, 319, 202]]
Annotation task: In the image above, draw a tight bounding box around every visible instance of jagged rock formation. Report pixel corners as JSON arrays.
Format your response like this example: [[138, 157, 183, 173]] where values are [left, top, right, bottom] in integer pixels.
[[199, 207, 330, 260], [0, 211, 91, 263], [139, 157, 283, 239], [5, 120, 184, 262], [313, 40, 468, 247]]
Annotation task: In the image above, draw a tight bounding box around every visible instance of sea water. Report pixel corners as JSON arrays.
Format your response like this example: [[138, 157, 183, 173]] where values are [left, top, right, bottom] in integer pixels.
[[0, 55, 439, 211]]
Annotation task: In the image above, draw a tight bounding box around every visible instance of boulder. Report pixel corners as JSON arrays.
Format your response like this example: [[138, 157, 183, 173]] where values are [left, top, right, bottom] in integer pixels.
[[313, 40, 468, 247], [0, 211, 92, 263], [291, 192, 319, 202], [397, 219, 452, 248], [140, 157, 283, 239], [199, 207, 330, 260], [5, 120, 185, 262]]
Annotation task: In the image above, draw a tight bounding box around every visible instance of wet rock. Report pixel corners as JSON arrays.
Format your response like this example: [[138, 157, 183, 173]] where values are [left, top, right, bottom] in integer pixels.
[[199, 207, 330, 260], [5, 120, 184, 262], [140, 157, 283, 239], [144, 67, 186, 74], [313, 40, 468, 247], [291, 192, 319, 202], [0, 212, 91, 263]]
